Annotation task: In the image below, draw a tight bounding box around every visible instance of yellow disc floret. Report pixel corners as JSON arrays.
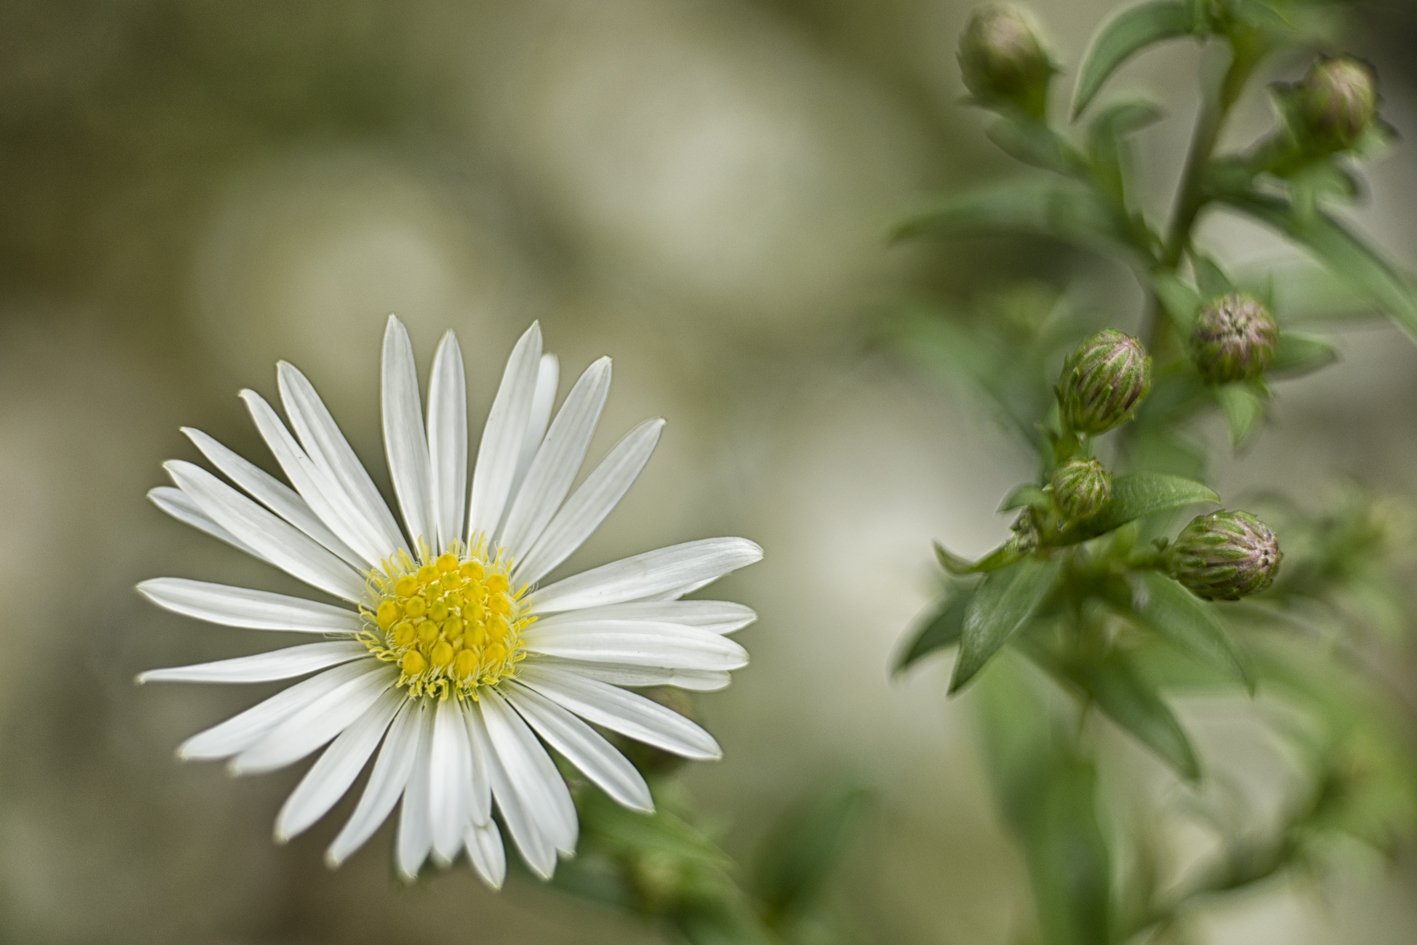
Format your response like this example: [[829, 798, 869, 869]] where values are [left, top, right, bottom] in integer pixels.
[[360, 538, 533, 700]]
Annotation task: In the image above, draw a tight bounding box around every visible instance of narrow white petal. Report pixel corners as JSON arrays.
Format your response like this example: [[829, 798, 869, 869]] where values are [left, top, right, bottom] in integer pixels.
[[277, 361, 409, 559], [396, 702, 437, 880], [507, 353, 560, 528], [531, 538, 763, 615], [275, 687, 403, 841], [382, 316, 436, 556], [326, 700, 422, 867], [480, 689, 578, 854], [149, 486, 262, 558], [231, 664, 397, 775], [137, 578, 362, 635], [464, 821, 507, 890], [165, 460, 366, 603], [178, 661, 372, 761], [182, 427, 362, 567], [500, 357, 611, 562], [517, 663, 721, 760], [467, 323, 542, 545], [506, 682, 652, 812], [513, 419, 663, 586], [461, 699, 495, 826], [428, 696, 473, 866], [138, 641, 368, 684], [637, 576, 721, 602], [473, 698, 557, 878], [427, 331, 468, 553], [241, 390, 386, 568], [523, 622, 748, 672], [533, 600, 757, 635], [535, 659, 732, 692]]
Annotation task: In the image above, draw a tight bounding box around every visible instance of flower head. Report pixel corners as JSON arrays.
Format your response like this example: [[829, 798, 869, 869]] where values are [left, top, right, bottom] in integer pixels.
[[1299, 55, 1378, 152], [1166, 510, 1281, 600], [958, 5, 1055, 119], [1057, 329, 1152, 436], [139, 317, 761, 886], [1050, 457, 1111, 520], [1191, 292, 1278, 384]]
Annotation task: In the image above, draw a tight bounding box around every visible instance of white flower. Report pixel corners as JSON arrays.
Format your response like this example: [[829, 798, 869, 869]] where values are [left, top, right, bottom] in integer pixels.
[[139, 317, 761, 887]]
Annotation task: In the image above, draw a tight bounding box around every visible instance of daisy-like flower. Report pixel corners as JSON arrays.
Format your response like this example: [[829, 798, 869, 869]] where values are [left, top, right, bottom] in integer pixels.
[[139, 317, 761, 887]]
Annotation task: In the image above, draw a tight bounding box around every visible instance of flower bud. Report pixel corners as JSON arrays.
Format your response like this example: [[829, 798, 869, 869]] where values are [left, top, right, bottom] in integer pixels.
[[1191, 293, 1279, 384], [1167, 511, 1281, 601], [1051, 458, 1112, 520], [1058, 329, 1152, 436], [958, 5, 1054, 119], [1299, 56, 1378, 152]]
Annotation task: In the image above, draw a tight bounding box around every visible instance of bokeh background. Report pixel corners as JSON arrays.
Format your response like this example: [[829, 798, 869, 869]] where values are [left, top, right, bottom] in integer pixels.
[[4, 0, 1417, 942]]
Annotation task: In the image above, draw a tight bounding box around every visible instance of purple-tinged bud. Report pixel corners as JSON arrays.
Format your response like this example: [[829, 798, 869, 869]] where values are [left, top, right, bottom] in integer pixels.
[[1299, 56, 1378, 151], [958, 6, 1054, 120], [1191, 293, 1279, 384], [1051, 458, 1112, 520], [1167, 511, 1282, 601], [1058, 329, 1152, 436]]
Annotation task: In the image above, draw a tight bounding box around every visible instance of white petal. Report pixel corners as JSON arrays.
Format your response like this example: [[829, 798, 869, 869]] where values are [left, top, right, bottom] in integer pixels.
[[275, 686, 403, 841], [533, 600, 757, 635], [138, 641, 368, 684], [531, 538, 763, 615], [505, 682, 652, 813], [240, 390, 386, 569], [165, 460, 367, 603], [178, 661, 373, 761], [326, 699, 422, 867], [534, 659, 732, 692], [523, 622, 748, 672], [230, 664, 397, 775], [428, 696, 473, 866], [182, 427, 362, 567], [500, 357, 611, 562], [277, 361, 409, 559], [513, 419, 664, 586], [472, 699, 557, 878], [427, 331, 468, 553], [637, 575, 721, 602], [508, 353, 560, 518], [460, 699, 494, 827], [467, 323, 542, 545], [464, 821, 506, 890], [517, 663, 721, 760], [480, 689, 578, 854], [396, 702, 437, 880], [382, 316, 436, 556], [137, 578, 362, 635], [149, 486, 262, 558]]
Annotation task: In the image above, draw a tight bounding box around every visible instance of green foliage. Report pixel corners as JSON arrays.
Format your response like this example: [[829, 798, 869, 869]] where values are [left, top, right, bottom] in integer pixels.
[[953, 556, 1063, 691], [1072, 1, 1202, 118]]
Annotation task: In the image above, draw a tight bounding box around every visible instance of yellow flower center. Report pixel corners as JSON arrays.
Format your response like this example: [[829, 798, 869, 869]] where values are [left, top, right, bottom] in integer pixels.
[[360, 540, 532, 700]]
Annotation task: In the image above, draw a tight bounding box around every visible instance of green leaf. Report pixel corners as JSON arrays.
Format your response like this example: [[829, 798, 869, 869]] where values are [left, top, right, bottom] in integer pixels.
[[1025, 757, 1114, 945], [986, 117, 1086, 176], [1236, 263, 1385, 325], [1073, 1, 1199, 118], [1193, 254, 1233, 300], [1269, 332, 1337, 378], [1151, 270, 1203, 333], [892, 178, 1133, 257], [935, 539, 1025, 575], [1132, 571, 1250, 686], [1213, 380, 1267, 449], [750, 779, 875, 920], [1089, 100, 1165, 204], [1000, 484, 1051, 512], [1058, 473, 1218, 544], [1076, 655, 1200, 780], [896, 584, 975, 671], [952, 556, 1062, 692], [1216, 191, 1417, 344]]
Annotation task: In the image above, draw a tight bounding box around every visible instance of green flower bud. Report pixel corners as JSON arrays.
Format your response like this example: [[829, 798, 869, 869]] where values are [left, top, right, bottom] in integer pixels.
[[1299, 56, 1378, 152], [1167, 511, 1282, 601], [958, 5, 1054, 119], [1058, 329, 1152, 436], [1191, 293, 1279, 384], [1051, 458, 1112, 520]]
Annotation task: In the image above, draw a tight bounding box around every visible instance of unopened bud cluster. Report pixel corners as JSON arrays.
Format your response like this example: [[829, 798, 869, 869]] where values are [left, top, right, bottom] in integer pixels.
[[1051, 458, 1111, 520], [1191, 293, 1278, 384], [958, 5, 1054, 119], [1167, 511, 1282, 600], [1299, 56, 1378, 152], [1058, 329, 1152, 435]]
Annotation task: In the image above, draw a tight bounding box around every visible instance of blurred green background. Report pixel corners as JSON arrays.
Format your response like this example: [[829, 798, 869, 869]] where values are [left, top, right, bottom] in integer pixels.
[[3, 0, 1417, 942]]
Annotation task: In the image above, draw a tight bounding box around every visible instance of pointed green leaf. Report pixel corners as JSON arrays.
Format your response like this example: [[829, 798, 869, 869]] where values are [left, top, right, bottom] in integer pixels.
[[1133, 571, 1250, 686], [1058, 473, 1218, 543], [986, 117, 1086, 176], [1269, 332, 1337, 378], [1000, 484, 1051, 512], [1073, 1, 1198, 118], [1077, 655, 1200, 780], [1151, 270, 1203, 333], [750, 779, 874, 920], [935, 539, 1026, 575], [1213, 381, 1266, 449], [896, 584, 975, 671], [952, 556, 1062, 692], [1193, 254, 1233, 300], [1089, 100, 1165, 204], [1025, 757, 1114, 945]]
